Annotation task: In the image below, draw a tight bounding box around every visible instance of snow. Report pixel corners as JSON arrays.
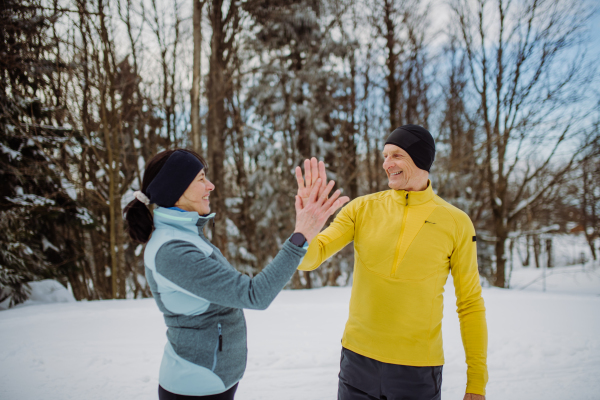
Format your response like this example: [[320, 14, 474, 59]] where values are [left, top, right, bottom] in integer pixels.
[[0, 280, 75, 311], [0, 142, 22, 161], [41, 236, 59, 252], [226, 218, 241, 237], [76, 207, 94, 225], [62, 178, 78, 200], [1, 268, 600, 400], [5, 194, 56, 207]]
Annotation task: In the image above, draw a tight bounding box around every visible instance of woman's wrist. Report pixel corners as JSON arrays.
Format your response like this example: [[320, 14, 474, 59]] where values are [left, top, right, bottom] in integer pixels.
[[293, 227, 314, 244], [289, 232, 307, 247]]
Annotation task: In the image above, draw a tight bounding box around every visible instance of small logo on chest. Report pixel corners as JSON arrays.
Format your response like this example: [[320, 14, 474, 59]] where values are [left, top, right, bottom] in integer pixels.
[[424, 220, 436, 224]]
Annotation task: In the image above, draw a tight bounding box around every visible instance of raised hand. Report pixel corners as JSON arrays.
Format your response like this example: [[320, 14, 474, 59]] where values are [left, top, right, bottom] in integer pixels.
[[293, 178, 350, 244], [295, 157, 327, 208]]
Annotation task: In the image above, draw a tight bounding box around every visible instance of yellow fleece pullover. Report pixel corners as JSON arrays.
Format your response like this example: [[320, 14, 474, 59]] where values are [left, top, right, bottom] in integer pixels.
[[298, 183, 488, 395]]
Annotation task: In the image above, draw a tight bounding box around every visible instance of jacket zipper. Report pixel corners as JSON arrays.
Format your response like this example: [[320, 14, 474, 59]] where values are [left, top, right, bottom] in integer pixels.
[[212, 323, 222, 372], [218, 323, 223, 351], [390, 193, 409, 277]]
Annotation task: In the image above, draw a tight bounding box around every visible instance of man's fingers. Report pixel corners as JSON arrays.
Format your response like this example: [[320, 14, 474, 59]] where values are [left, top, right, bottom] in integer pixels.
[[310, 157, 319, 186], [295, 166, 305, 191], [318, 161, 328, 196], [304, 159, 311, 188], [318, 161, 327, 185]]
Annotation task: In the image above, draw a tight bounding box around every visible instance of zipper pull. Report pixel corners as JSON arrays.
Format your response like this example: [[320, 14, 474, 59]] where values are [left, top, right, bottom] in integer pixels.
[[406, 193, 409, 206], [218, 323, 222, 351], [213, 218, 215, 229]]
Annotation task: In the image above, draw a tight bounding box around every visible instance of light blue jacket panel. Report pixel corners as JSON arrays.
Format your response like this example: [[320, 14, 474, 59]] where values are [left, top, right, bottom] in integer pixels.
[[144, 207, 306, 396]]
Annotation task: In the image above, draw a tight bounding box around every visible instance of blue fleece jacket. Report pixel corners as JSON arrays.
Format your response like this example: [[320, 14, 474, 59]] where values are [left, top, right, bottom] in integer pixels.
[[144, 207, 306, 396]]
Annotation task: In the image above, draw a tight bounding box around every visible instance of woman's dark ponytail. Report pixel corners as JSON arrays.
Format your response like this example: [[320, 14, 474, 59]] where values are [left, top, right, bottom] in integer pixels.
[[123, 148, 207, 243]]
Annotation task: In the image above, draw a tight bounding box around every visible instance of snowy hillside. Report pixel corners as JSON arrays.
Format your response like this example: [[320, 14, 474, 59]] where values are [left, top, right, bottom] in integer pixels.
[[1, 263, 599, 400]]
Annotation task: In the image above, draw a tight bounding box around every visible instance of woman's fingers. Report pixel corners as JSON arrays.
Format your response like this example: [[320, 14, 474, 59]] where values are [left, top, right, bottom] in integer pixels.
[[309, 178, 321, 202], [323, 189, 342, 209], [295, 195, 302, 213], [326, 196, 350, 217], [318, 180, 336, 205]]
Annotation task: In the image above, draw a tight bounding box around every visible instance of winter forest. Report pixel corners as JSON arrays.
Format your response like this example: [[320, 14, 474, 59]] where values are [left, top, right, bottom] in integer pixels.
[[1, 0, 599, 307]]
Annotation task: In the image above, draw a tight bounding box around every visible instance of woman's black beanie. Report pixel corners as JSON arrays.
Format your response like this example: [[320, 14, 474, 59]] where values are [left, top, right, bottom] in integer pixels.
[[385, 124, 436, 171], [146, 150, 204, 207]]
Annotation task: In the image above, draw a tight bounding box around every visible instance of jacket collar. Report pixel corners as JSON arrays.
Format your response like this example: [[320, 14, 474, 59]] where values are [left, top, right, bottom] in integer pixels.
[[153, 207, 215, 235], [390, 180, 435, 206]]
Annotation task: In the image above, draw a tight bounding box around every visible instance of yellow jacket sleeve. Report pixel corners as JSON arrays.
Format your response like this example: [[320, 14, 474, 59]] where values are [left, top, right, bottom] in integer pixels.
[[450, 212, 489, 395], [298, 201, 356, 271]]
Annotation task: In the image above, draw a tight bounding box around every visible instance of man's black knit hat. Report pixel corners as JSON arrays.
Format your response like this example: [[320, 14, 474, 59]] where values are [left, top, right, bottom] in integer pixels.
[[385, 124, 436, 171]]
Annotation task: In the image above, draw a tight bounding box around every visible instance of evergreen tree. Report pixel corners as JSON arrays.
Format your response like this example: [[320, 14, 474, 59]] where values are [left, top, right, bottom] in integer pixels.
[[242, 0, 348, 288], [0, 0, 87, 307]]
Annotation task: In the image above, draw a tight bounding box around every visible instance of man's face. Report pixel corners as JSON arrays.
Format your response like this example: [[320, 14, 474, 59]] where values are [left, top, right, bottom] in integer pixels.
[[382, 144, 426, 191]]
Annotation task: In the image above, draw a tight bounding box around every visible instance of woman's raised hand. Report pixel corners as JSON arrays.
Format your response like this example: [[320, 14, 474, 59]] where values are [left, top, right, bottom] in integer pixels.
[[295, 158, 327, 208], [293, 171, 350, 244]]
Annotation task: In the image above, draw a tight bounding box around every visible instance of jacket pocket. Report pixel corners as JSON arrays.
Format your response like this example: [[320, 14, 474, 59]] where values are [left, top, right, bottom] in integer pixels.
[[431, 365, 443, 395], [211, 323, 222, 372]]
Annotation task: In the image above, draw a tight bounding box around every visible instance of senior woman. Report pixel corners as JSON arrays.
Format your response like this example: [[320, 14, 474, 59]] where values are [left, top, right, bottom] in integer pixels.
[[124, 149, 347, 400]]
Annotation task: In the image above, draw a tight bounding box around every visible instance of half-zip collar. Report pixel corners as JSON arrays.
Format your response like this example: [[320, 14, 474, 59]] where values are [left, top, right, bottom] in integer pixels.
[[153, 207, 216, 236], [390, 180, 434, 206]]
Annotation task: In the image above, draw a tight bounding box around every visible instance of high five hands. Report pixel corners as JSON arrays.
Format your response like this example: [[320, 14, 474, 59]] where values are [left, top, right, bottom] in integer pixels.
[[293, 158, 350, 244]]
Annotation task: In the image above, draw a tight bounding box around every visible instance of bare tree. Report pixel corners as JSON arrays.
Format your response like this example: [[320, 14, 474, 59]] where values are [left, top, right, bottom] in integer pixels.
[[206, 0, 242, 255], [578, 125, 600, 260], [451, 0, 597, 287], [368, 0, 431, 130], [190, 0, 206, 153]]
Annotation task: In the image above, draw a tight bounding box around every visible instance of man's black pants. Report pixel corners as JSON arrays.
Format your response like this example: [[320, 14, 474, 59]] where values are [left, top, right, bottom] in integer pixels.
[[338, 348, 443, 400]]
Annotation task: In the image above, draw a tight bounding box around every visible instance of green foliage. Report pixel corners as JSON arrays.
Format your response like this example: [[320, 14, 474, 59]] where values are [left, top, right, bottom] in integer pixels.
[[0, 0, 87, 307]]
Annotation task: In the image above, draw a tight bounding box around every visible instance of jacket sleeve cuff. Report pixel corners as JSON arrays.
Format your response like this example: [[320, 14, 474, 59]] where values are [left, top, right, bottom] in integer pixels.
[[466, 383, 486, 396]]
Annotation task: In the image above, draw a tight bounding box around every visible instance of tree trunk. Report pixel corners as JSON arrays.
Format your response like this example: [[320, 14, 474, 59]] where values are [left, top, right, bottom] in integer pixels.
[[494, 235, 507, 288], [546, 238, 553, 269], [327, 264, 341, 287], [291, 270, 303, 289], [523, 235, 531, 266], [533, 235, 541, 269], [383, 0, 399, 129], [506, 238, 514, 288], [344, 51, 358, 199], [303, 271, 312, 289], [206, 0, 228, 255], [190, 0, 204, 153]]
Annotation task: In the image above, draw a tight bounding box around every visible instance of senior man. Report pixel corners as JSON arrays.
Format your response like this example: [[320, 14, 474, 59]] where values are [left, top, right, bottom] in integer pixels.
[[296, 125, 488, 400]]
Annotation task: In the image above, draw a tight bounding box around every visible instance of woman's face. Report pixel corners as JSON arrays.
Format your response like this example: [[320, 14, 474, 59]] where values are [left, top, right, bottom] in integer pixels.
[[174, 170, 215, 215]]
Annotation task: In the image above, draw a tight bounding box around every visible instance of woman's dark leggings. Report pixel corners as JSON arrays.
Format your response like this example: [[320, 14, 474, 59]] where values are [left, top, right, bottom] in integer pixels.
[[158, 383, 238, 400]]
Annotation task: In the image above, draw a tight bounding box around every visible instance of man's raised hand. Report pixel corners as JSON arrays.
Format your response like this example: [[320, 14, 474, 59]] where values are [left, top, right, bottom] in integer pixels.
[[293, 177, 350, 243], [295, 158, 327, 208]]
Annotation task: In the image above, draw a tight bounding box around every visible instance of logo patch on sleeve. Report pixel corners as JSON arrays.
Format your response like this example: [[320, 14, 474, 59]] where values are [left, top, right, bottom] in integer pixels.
[[473, 236, 477, 242]]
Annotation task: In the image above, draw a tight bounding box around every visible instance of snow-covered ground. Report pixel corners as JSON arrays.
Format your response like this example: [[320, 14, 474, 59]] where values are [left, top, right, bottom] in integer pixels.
[[1, 262, 599, 400]]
